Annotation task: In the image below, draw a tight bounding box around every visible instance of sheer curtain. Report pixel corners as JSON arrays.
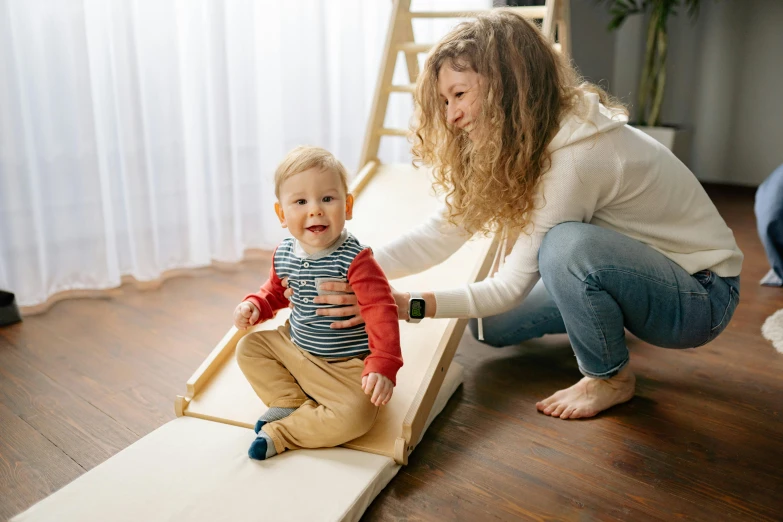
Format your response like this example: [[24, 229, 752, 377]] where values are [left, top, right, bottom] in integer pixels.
[[0, 0, 489, 310]]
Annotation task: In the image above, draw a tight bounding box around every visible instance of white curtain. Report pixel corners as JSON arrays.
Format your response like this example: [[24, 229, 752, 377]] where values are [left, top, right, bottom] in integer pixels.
[[0, 0, 490, 309]]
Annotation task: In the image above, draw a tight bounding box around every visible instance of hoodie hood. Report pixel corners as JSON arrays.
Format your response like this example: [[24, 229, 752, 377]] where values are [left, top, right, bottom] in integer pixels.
[[547, 91, 628, 153]]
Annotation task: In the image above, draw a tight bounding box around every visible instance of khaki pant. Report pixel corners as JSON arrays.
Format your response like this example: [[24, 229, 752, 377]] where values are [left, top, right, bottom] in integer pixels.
[[236, 324, 378, 455]]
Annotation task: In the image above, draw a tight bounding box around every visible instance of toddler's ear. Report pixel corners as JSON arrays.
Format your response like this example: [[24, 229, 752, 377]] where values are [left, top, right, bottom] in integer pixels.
[[345, 194, 354, 221], [274, 202, 287, 228]]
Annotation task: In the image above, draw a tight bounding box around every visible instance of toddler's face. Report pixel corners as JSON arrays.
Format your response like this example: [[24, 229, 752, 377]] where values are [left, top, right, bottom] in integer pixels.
[[438, 61, 483, 139], [275, 168, 353, 254]]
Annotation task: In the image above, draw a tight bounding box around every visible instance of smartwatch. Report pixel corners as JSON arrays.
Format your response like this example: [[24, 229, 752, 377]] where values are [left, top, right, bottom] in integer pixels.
[[407, 292, 426, 323]]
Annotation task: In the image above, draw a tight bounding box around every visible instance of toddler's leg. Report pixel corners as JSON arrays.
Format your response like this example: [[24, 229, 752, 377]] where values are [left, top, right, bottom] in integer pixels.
[[236, 327, 310, 459], [236, 327, 309, 410], [261, 355, 378, 456]]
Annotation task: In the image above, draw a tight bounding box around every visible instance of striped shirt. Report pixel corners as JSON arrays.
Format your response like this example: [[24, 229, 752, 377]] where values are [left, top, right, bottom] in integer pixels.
[[244, 229, 403, 384], [274, 231, 370, 358]]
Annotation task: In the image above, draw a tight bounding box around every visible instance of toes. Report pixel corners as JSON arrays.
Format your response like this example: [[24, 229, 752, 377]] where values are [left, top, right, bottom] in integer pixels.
[[536, 393, 560, 413], [535, 399, 551, 412], [559, 406, 576, 419], [569, 406, 597, 419], [568, 408, 586, 419], [248, 437, 268, 460], [550, 403, 568, 417]]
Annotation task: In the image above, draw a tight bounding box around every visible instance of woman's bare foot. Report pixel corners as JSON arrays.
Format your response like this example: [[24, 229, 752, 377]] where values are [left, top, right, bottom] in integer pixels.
[[536, 366, 636, 419]]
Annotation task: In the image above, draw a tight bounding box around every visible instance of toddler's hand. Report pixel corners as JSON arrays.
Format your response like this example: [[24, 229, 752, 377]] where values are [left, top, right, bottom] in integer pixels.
[[361, 373, 394, 406], [233, 301, 260, 330]]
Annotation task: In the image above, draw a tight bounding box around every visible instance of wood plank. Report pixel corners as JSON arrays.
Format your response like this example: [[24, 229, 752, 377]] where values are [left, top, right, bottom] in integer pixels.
[[0, 402, 84, 521], [0, 345, 138, 469], [0, 260, 270, 436]]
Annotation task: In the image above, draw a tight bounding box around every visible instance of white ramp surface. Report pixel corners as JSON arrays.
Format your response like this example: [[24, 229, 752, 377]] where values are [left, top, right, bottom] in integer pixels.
[[11, 364, 463, 522]]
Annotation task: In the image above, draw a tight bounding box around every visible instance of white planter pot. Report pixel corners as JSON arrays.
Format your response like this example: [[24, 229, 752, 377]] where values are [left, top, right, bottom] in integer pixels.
[[634, 126, 693, 168]]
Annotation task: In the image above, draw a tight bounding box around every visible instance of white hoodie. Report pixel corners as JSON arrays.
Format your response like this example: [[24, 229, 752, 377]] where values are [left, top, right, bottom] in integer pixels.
[[374, 92, 744, 319]]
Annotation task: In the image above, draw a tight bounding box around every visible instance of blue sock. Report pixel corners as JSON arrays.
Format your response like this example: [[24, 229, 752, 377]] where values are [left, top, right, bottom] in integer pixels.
[[254, 407, 297, 434], [248, 431, 277, 460]]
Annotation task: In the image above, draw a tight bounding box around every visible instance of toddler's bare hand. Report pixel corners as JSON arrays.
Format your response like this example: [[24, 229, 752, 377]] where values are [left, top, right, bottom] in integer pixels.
[[233, 301, 260, 330], [361, 373, 394, 406]]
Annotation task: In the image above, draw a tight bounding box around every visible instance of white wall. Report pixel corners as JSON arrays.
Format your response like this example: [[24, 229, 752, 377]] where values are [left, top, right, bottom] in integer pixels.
[[573, 0, 783, 186], [568, 1, 615, 91], [726, 0, 783, 186]]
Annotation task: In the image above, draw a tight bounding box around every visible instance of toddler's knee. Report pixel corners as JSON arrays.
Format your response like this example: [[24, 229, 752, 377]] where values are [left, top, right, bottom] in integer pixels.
[[235, 335, 255, 370], [330, 402, 377, 442]]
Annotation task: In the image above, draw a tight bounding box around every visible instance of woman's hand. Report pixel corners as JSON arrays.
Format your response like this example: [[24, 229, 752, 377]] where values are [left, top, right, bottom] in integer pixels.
[[283, 278, 409, 326], [233, 301, 260, 330], [283, 278, 362, 327], [362, 373, 394, 406], [314, 281, 364, 328]]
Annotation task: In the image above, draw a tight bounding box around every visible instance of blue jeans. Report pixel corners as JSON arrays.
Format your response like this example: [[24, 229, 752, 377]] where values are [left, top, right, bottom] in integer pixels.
[[469, 223, 740, 378], [755, 163, 783, 286]]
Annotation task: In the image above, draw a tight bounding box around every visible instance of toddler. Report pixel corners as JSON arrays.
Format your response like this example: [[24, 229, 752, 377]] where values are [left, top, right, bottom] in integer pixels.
[[233, 146, 402, 460]]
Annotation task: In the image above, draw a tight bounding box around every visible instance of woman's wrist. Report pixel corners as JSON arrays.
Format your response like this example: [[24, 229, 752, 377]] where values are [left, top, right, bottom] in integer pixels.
[[398, 291, 437, 320], [422, 292, 437, 318], [393, 290, 410, 320]]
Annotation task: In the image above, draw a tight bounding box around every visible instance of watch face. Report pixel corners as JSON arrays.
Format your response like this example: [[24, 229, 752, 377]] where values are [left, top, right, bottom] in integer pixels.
[[410, 298, 426, 320]]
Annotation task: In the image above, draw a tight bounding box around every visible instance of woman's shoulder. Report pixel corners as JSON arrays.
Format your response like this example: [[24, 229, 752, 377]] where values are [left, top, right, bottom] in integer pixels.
[[549, 92, 628, 153]]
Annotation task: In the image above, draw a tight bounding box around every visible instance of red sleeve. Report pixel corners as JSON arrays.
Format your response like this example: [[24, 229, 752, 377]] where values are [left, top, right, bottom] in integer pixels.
[[347, 249, 403, 385], [242, 249, 289, 325]]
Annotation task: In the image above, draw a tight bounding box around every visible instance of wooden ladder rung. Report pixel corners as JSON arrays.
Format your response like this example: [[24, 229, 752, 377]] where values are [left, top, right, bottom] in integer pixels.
[[387, 84, 416, 93], [377, 127, 409, 137], [406, 6, 547, 20], [397, 42, 432, 54]]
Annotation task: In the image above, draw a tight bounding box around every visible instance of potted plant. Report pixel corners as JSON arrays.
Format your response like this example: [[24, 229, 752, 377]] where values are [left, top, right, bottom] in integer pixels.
[[599, 0, 703, 162]]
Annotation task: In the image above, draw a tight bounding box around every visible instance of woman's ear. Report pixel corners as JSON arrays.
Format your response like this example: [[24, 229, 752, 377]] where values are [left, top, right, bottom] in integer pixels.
[[345, 194, 354, 221], [274, 202, 287, 228]]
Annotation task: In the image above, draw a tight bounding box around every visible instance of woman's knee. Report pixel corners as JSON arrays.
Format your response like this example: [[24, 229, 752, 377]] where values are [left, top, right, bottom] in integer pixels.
[[539, 222, 593, 275]]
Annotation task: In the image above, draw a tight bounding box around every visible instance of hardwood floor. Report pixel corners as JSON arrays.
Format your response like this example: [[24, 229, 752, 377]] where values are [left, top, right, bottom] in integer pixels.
[[1, 184, 782, 521]]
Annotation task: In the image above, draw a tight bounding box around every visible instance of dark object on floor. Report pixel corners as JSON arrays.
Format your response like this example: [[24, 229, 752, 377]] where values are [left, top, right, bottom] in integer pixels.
[[755, 163, 783, 287], [0, 290, 22, 326]]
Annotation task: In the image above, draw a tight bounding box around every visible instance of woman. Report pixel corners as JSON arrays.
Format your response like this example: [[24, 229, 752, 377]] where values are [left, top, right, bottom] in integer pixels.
[[304, 10, 742, 419]]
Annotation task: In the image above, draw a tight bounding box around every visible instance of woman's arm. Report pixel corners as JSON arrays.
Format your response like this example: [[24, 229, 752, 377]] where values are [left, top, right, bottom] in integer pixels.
[[373, 205, 472, 279], [315, 155, 607, 323], [309, 207, 471, 328]]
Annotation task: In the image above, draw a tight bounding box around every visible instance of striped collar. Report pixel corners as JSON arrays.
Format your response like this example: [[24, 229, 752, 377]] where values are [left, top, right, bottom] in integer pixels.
[[292, 229, 350, 260]]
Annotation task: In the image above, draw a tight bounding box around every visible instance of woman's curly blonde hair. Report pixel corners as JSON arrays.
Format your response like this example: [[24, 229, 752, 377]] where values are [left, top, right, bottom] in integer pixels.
[[411, 10, 627, 235]]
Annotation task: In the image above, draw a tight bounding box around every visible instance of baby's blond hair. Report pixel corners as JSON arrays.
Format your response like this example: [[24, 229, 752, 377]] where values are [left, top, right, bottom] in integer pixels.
[[274, 146, 349, 198]]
